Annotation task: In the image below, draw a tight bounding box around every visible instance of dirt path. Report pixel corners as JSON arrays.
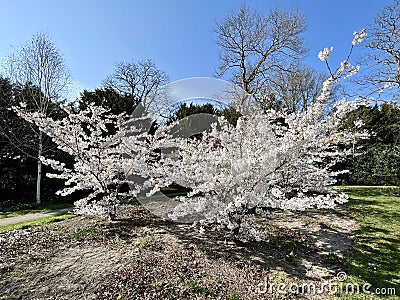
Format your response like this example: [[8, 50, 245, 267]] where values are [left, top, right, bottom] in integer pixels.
[[0, 208, 73, 226]]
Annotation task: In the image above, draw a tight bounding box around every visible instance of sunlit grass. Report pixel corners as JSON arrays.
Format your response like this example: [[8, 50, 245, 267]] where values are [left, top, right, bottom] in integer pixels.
[[334, 187, 400, 299]]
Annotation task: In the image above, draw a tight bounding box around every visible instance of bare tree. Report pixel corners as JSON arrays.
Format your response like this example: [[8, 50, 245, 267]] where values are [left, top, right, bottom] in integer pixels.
[[103, 59, 168, 113], [357, 0, 400, 100], [3, 32, 71, 206], [260, 65, 327, 112], [215, 4, 306, 105]]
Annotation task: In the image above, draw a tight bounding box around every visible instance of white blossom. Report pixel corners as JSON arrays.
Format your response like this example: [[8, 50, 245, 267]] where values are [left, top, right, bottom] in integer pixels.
[[318, 47, 333, 61], [353, 120, 364, 128], [352, 28, 367, 45], [384, 82, 396, 89], [344, 65, 360, 79]]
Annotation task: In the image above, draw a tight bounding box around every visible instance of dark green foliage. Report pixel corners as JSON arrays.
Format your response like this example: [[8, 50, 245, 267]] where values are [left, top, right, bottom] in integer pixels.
[[167, 102, 242, 126], [77, 87, 143, 136], [339, 103, 400, 185], [167, 102, 219, 123], [0, 78, 37, 204], [78, 87, 138, 116], [220, 105, 242, 126], [0, 77, 73, 208]]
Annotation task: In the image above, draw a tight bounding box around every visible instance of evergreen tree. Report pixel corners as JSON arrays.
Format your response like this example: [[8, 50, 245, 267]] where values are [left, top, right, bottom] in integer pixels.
[[78, 87, 138, 116], [339, 104, 400, 185]]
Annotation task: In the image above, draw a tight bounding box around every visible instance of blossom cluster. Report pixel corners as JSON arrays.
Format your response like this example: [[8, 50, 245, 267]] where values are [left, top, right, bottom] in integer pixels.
[[318, 47, 333, 62], [352, 29, 367, 45]]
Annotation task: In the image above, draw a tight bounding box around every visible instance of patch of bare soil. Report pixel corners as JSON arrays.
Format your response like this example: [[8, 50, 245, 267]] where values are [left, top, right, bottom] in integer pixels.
[[0, 205, 355, 299]]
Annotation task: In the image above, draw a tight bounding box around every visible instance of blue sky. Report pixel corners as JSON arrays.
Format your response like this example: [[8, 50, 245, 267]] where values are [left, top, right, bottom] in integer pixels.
[[0, 0, 393, 97]]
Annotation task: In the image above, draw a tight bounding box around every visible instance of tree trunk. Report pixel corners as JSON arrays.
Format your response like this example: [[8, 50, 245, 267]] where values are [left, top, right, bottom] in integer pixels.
[[36, 131, 43, 207]]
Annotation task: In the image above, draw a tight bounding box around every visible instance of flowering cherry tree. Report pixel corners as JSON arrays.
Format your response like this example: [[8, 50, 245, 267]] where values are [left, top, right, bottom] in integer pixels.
[[155, 31, 369, 241], [12, 30, 369, 242], [13, 102, 161, 220], [161, 102, 367, 241]]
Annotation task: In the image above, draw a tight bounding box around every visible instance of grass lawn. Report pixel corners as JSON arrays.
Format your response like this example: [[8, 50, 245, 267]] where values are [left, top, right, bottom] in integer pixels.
[[335, 187, 400, 299], [0, 214, 76, 233]]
